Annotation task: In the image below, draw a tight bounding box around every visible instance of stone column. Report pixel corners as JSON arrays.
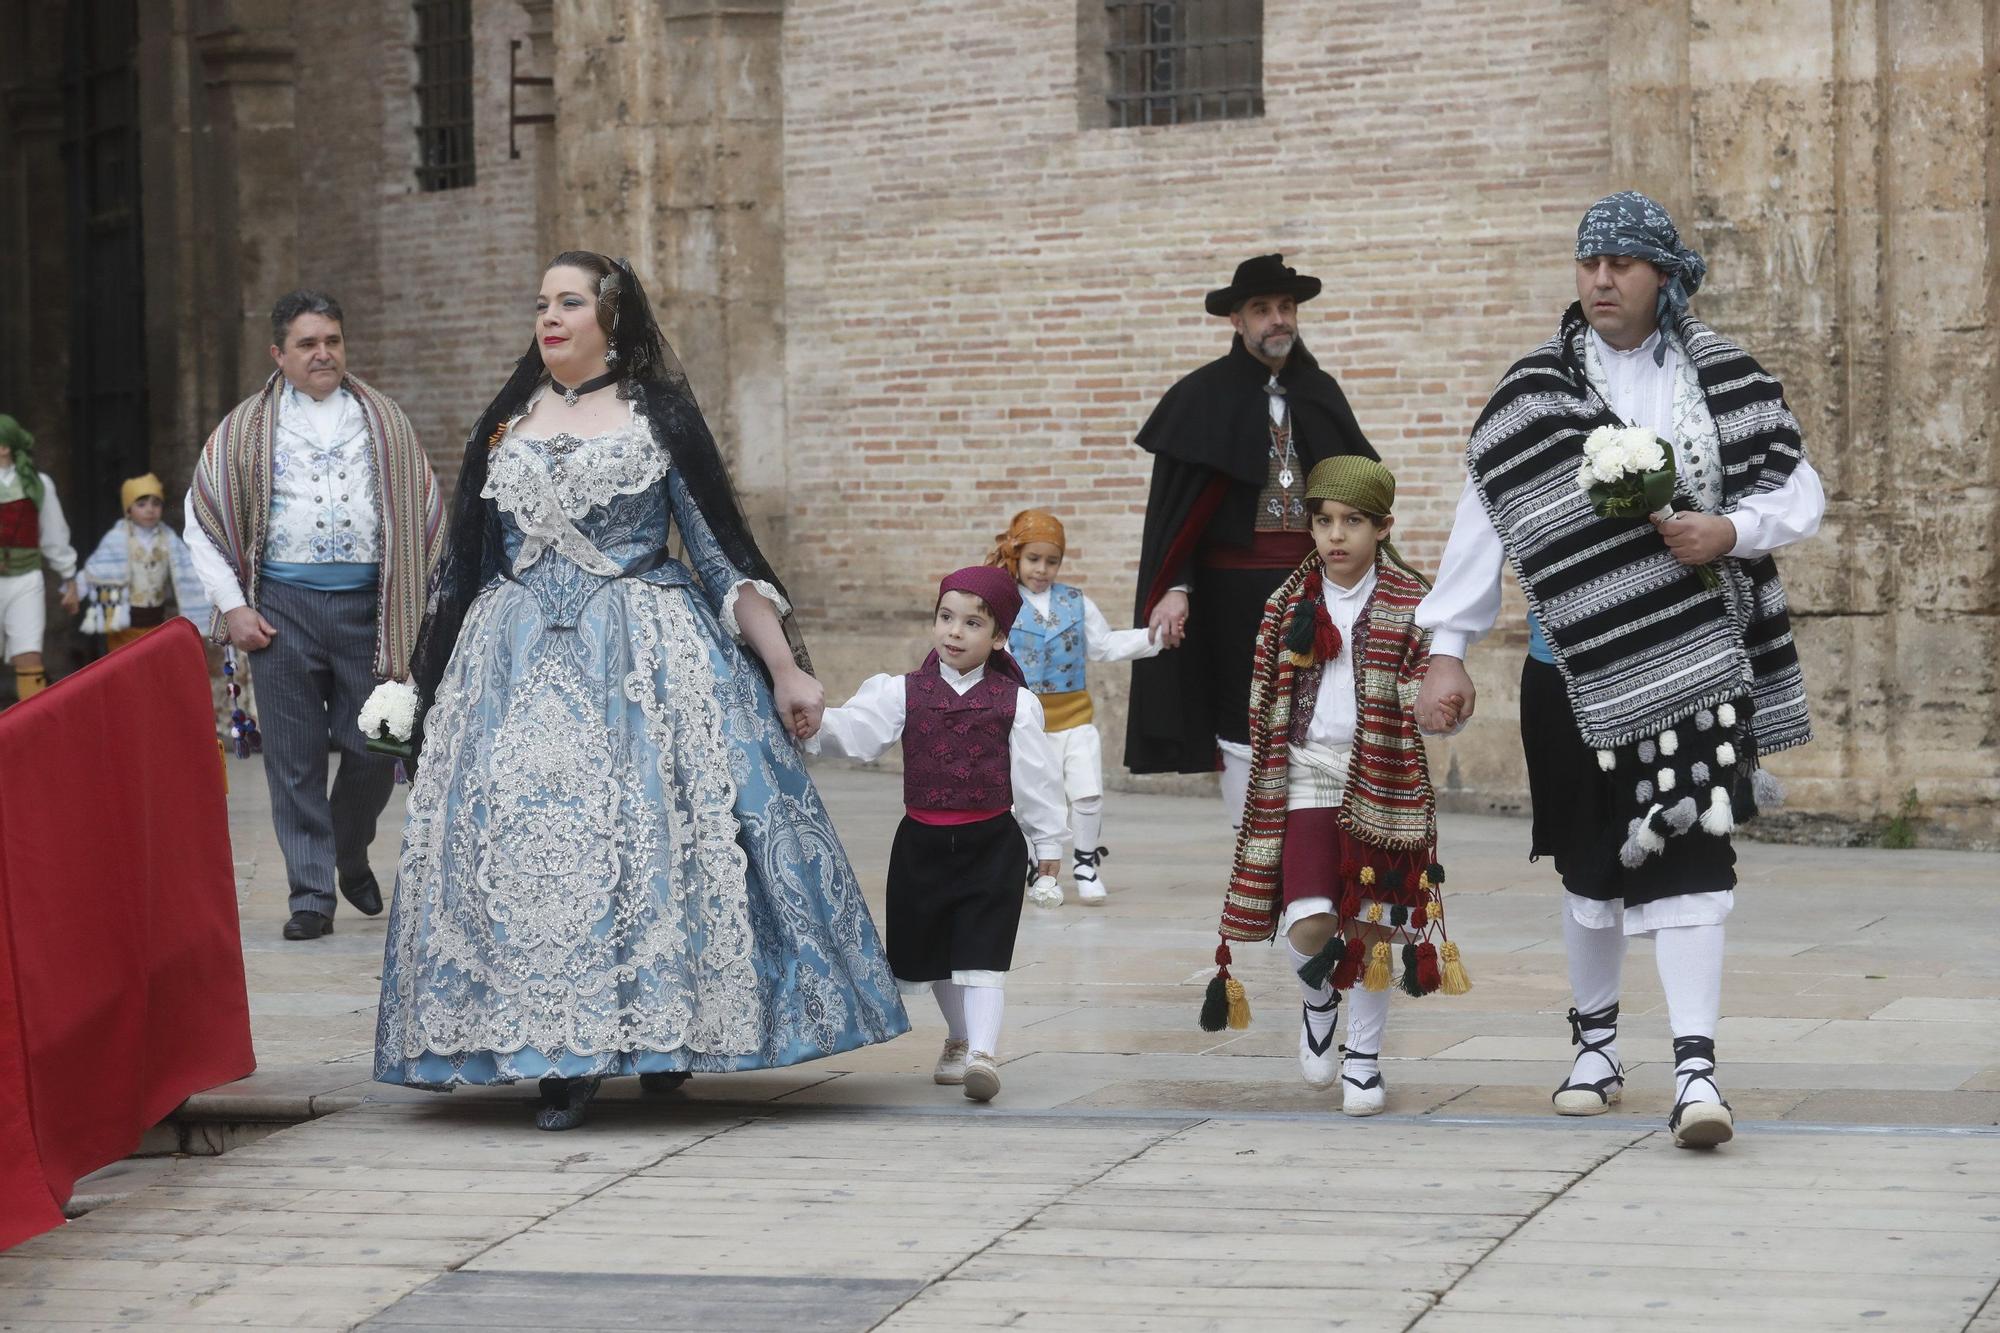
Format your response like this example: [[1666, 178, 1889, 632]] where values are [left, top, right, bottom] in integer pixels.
[[190, 0, 299, 413], [0, 4, 73, 492], [1606, 0, 1692, 222], [1608, 2, 2000, 837], [552, 0, 789, 546], [520, 0, 559, 265]]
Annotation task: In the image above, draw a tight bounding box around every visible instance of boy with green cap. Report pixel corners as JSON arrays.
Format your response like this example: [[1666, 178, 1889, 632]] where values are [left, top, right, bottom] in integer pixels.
[[0, 414, 80, 702], [1202, 455, 1470, 1116]]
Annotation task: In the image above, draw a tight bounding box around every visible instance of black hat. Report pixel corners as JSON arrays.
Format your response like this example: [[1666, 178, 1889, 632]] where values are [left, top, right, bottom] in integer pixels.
[[1205, 253, 1322, 317]]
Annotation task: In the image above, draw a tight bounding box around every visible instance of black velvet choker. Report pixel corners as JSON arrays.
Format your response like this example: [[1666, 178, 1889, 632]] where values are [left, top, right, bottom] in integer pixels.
[[551, 369, 619, 407]]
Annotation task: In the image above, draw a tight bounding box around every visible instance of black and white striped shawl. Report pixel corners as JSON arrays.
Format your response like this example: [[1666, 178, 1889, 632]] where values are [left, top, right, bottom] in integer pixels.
[[1465, 303, 1811, 759]]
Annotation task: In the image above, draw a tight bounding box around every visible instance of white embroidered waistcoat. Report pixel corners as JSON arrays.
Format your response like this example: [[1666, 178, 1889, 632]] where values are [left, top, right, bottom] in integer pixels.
[[266, 385, 382, 563]]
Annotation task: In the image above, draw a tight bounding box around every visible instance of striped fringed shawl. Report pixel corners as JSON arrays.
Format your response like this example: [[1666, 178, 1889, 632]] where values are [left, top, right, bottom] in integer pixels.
[[191, 373, 444, 680], [1219, 554, 1436, 943], [1466, 305, 1810, 757]]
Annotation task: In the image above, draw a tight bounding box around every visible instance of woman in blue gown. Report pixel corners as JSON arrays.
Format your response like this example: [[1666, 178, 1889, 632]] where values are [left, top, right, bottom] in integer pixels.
[[374, 252, 907, 1128]]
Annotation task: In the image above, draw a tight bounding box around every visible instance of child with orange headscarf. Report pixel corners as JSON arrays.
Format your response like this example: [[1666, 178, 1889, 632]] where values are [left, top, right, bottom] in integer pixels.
[[989, 508, 1166, 903]]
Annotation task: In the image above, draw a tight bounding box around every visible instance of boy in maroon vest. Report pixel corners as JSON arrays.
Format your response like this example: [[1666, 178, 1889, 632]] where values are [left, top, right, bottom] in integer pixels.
[[811, 566, 1068, 1101]]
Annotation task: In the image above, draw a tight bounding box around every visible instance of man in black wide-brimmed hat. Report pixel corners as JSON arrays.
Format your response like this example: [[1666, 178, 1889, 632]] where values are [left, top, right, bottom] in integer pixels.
[[1125, 255, 1378, 825]]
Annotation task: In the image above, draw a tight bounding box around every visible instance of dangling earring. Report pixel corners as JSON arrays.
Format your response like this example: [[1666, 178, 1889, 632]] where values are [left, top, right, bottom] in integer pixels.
[[604, 346, 619, 366]]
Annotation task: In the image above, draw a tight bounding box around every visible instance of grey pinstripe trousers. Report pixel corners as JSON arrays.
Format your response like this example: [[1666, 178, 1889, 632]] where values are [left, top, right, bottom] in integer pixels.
[[248, 579, 395, 917]]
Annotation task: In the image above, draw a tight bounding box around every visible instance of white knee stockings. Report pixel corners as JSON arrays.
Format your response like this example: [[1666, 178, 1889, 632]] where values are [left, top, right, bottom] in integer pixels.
[[1069, 796, 1103, 856], [1655, 923, 1725, 1105], [933, 980, 968, 1041], [1562, 910, 1726, 1105], [962, 985, 1005, 1058]]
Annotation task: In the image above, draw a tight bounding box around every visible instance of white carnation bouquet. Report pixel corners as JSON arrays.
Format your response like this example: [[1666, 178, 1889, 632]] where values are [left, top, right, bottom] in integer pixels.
[[359, 680, 421, 758], [1576, 425, 1719, 589]]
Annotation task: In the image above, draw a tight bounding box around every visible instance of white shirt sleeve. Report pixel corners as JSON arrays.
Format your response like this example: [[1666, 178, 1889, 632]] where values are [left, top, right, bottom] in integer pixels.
[[34, 474, 78, 580], [1082, 593, 1160, 663], [805, 673, 905, 762], [1009, 690, 1070, 860], [1727, 457, 1824, 559], [181, 487, 248, 616], [1413, 478, 1507, 661]]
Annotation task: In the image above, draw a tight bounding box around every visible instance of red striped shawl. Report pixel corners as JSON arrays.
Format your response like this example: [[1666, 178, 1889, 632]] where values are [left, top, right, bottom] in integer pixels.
[[1219, 554, 1438, 942]]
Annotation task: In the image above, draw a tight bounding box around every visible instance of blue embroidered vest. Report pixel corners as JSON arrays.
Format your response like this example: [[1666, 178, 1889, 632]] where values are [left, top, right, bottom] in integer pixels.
[[1010, 583, 1088, 696]]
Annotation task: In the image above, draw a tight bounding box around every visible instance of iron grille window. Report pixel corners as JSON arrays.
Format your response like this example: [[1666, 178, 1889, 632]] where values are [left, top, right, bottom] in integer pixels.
[[1104, 0, 1263, 128], [413, 0, 474, 191]]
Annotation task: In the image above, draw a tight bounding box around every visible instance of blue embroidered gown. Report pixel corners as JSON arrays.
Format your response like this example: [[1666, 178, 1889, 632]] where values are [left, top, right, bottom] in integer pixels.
[[374, 410, 908, 1087]]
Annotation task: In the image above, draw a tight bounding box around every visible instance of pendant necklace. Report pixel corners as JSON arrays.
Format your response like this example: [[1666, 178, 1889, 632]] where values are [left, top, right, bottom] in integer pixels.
[[1266, 375, 1294, 488], [551, 369, 619, 408]]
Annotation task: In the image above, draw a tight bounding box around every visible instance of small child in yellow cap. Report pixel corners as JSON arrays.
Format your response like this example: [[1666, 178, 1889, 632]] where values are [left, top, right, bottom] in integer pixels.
[[78, 472, 211, 651]]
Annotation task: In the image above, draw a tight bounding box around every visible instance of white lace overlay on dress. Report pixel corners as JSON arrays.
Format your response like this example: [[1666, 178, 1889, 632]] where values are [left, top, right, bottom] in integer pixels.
[[720, 577, 792, 640], [384, 413, 779, 1061], [387, 582, 764, 1060], [482, 417, 667, 577]]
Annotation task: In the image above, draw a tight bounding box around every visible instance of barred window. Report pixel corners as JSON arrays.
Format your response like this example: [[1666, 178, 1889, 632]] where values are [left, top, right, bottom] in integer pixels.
[[412, 0, 474, 191], [1103, 0, 1263, 128]]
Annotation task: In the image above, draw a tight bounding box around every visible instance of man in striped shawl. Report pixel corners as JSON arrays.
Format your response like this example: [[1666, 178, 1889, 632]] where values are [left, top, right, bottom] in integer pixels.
[[183, 291, 444, 942], [1414, 192, 1825, 1148]]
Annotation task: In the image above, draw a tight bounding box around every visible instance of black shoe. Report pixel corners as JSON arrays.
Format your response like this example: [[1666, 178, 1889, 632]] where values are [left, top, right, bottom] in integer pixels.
[[282, 910, 334, 941], [338, 869, 384, 916], [535, 1076, 603, 1131], [639, 1071, 692, 1094]]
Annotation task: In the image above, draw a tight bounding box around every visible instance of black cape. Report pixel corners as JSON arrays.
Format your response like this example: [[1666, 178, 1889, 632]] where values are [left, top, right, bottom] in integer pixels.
[[1125, 336, 1377, 775]]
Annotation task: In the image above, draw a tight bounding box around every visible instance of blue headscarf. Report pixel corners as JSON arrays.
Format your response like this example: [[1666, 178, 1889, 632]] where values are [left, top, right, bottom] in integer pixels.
[[1575, 191, 1706, 365]]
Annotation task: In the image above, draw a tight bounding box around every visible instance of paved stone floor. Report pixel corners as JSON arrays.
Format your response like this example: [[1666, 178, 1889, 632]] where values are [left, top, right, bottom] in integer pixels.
[[3, 758, 1996, 1330]]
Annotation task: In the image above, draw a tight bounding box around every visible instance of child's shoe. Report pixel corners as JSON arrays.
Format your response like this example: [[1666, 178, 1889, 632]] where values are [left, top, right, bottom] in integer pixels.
[[1339, 1048, 1385, 1117], [1073, 846, 1108, 904], [962, 1051, 1001, 1102], [1299, 997, 1340, 1089], [933, 1038, 970, 1085]]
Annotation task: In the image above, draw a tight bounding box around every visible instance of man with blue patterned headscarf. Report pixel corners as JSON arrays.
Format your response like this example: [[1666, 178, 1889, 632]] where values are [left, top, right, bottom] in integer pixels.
[[1410, 191, 1828, 1151]]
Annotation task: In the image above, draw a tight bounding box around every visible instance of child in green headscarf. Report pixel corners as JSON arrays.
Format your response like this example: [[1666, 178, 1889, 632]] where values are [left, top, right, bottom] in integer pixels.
[[0, 415, 80, 701], [1203, 456, 1471, 1116]]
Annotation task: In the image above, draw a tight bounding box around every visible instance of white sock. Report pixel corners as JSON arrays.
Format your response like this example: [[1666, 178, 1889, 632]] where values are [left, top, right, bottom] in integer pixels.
[[1285, 940, 1339, 1046], [1562, 908, 1626, 1086], [932, 981, 968, 1042], [1069, 796, 1103, 857], [1342, 983, 1390, 1074], [1218, 743, 1251, 830], [1655, 923, 1726, 1105], [963, 984, 1005, 1057], [1563, 908, 1626, 1014]]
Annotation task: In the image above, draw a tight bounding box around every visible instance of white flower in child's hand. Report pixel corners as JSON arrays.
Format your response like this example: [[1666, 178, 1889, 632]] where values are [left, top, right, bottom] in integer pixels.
[[1027, 875, 1063, 910], [359, 679, 420, 742]]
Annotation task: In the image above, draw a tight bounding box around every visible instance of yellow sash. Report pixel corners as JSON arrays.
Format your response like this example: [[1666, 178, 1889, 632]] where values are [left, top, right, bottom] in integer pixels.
[[1037, 689, 1094, 733]]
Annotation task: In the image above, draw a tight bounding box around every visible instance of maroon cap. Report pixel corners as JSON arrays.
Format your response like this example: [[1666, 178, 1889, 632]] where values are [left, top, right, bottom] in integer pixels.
[[938, 565, 1022, 636]]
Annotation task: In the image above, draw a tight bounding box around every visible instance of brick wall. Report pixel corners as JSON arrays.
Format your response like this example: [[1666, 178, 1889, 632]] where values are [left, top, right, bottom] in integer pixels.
[[295, 0, 544, 500], [781, 0, 1609, 794]]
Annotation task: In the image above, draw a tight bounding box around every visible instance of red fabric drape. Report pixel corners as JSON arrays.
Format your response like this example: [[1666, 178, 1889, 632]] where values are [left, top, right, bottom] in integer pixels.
[[0, 619, 252, 1250]]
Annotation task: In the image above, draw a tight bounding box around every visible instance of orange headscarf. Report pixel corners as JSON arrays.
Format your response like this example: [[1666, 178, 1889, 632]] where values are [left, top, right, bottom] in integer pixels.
[[987, 509, 1066, 578]]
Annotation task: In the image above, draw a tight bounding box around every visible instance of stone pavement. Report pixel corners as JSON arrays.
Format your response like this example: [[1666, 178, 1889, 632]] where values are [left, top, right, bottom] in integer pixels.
[[2, 758, 1996, 1330]]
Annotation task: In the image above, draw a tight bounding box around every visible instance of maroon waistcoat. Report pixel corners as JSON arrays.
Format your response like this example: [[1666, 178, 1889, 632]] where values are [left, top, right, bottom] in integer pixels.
[[902, 664, 1017, 812]]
